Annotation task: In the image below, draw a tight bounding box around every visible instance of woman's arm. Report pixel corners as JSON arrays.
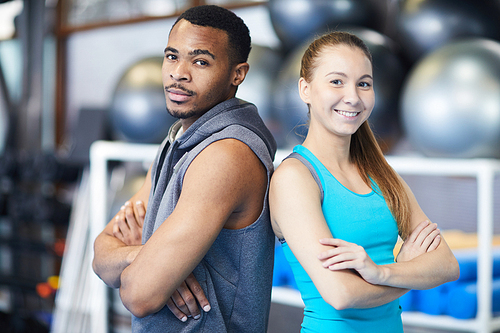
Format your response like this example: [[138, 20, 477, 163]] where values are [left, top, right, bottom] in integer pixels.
[[318, 175, 459, 290], [270, 159, 410, 310], [373, 176, 459, 289]]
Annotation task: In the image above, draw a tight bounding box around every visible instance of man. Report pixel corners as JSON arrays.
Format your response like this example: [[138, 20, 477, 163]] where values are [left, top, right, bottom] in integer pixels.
[[92, 5, 277, 332]]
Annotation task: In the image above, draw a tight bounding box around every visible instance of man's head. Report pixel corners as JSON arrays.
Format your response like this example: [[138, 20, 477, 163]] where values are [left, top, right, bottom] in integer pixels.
[[163, 6, 251, 129], [171, 5, 251, 66]]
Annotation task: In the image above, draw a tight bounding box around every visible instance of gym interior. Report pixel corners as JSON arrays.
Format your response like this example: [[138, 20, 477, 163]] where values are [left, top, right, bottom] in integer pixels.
[[0, 0, 500, 332]]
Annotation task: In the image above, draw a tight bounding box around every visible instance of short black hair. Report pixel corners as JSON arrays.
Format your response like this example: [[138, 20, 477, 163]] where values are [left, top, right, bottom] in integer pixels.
[[172, 5, 251, 65]]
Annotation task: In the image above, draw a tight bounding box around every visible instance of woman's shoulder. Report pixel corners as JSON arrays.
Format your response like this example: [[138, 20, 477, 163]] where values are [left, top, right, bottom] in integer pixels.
[[273, 155, 312, 182]]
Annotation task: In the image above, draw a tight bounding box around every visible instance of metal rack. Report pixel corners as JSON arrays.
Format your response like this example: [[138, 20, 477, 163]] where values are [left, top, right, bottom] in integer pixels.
[[89, 141, 159, 333], [386, 156, 500, 333]]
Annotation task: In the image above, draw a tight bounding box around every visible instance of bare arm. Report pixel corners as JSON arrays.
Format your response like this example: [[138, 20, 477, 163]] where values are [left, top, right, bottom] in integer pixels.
[[368, 176, 459, 290], [297, 171, 458, 305], [270, 159, 409, 310], [119, 139, 266, 318], [92, 167, 152, 288]]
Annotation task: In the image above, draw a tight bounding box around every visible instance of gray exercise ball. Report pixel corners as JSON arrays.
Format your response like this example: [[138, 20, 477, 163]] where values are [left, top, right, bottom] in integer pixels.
[[109, 57, 176, 144], [235, 44, 283, 142], [401, 39, 500, 158], [268, 0, 389, 52], [393, 0, 500, 64]]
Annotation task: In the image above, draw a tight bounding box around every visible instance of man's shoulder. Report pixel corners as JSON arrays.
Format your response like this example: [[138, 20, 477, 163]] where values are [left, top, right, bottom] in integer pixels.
[[194, 138, 262, 169]]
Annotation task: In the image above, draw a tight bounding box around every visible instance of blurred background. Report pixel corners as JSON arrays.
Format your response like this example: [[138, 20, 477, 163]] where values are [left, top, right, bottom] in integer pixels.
[[1, 0, 500, 332]]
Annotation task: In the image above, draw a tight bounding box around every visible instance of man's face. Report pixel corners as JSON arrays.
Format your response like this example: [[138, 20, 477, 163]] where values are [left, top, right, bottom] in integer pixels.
[[162, 19, 236, 128]]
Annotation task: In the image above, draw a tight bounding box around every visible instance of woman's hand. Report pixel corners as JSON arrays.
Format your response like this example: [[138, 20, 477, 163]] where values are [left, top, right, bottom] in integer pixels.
[[317, 238, 383, 285], [397, 220, 441, 263]]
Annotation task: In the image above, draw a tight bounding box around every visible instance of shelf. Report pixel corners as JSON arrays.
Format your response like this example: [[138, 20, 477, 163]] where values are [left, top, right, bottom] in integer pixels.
[[402, 312, 500, 332]]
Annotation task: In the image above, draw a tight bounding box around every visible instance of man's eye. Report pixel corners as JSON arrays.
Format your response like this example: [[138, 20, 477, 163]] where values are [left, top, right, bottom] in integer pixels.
[[195, 60, 208, 66]]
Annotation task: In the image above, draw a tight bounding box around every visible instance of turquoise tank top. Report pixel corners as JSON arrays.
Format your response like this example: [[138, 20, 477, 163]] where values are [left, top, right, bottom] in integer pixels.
[[281, 145, 403, 333]]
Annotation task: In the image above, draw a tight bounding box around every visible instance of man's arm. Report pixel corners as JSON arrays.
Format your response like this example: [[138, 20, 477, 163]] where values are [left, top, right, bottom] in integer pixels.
[[119, 139, 267, 318], [92, 167, 151, 288]]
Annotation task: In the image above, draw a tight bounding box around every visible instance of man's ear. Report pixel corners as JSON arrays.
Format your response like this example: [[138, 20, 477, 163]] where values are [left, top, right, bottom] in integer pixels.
[[232, 62, 250, 86], [298, 77, 311, 104]]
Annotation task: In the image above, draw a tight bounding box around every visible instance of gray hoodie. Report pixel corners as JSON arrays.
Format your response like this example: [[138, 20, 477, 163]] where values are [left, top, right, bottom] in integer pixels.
[[132, 98, 277, 332]]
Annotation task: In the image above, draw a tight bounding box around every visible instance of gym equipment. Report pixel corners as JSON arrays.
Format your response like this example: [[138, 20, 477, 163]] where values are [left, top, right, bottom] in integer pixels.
[[268, 0, 388, 52], [273, 243, 298, 289], [235, 44, 283, 143], [401, 38, 500, 158], [393, 0, 500, 63], [446, 279, 500, 319], [272, 27, 406, 151], [109, 57, 176, 144]]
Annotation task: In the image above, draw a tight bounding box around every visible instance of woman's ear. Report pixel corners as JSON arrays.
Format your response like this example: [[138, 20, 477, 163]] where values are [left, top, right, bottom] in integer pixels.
[[298, 77, 311, 104], [232, 62, 250, 86]]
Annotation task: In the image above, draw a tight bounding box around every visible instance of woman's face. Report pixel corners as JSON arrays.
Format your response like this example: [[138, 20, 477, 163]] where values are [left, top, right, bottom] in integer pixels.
[[299, 45, 375, 139]]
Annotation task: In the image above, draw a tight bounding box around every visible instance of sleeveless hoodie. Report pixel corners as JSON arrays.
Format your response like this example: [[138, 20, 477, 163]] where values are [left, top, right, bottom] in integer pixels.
[[132, 98, 277, 333]]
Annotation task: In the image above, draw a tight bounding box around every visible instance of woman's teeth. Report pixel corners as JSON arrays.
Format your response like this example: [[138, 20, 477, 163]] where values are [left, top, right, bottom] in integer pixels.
[[336, 110, 359, 117]]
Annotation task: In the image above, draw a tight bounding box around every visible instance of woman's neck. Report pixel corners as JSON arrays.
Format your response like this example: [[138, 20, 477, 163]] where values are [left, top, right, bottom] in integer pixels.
[[302, 129, 352, 171]]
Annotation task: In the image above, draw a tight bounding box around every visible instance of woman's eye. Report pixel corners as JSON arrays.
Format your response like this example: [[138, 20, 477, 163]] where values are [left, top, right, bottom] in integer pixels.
[[331, 79, 342, 85], [359, 82, 372, 88]]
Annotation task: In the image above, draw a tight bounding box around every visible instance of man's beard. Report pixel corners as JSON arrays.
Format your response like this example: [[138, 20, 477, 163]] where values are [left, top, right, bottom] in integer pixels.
[[166, 107, 198, 119]]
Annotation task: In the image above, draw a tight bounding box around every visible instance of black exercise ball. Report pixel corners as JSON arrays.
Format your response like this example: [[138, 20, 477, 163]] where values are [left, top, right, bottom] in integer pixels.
[[392, 0, 500, 63], [109, 57, 176, 144], [268, 0, 389, 52]]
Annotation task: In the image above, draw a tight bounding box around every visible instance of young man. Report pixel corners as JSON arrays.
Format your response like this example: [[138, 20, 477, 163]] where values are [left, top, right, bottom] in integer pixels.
[[92, 5, 277, 332]]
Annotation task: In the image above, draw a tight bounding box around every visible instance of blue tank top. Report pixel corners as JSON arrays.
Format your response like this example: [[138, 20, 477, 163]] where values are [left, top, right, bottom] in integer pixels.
[[281, 145, 403, 333]]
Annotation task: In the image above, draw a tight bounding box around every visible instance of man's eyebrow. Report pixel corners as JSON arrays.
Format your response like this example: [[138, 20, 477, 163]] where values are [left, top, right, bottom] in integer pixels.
[[164, 46, 177, 54], [189, 49, 215, 60]]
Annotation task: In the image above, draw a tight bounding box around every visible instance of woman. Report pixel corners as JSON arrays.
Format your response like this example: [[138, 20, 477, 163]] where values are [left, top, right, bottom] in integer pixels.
[[269, 31, 459, 332]]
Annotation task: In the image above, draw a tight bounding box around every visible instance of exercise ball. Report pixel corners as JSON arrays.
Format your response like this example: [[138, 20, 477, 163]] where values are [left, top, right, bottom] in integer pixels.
[[393, 0, 500, 63], [109, 57, 176, 143], [401, 39, 500, 158], [268, 0, 389, 52], [235, 44, 283, 142], [272, 28, 406, 151]]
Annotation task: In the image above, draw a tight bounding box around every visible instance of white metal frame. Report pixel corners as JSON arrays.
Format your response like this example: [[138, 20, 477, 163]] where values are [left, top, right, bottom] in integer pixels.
[[89, 141, 159, 333], [387, 156, 500, 333], [89, 143, 500, 333]]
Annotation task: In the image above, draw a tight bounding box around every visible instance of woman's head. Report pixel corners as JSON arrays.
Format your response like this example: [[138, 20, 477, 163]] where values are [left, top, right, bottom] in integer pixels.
[[300, 31, 372, 83], [299, 31, 412, 239], [298, 31, 375, 138]]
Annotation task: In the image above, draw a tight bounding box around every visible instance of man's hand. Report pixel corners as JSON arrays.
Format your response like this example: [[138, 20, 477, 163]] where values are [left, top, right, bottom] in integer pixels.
[[165, 273, 211, 322], [397, 220, 441, 262], [113, 201, 145, 246], [113, 201, 211, 321]]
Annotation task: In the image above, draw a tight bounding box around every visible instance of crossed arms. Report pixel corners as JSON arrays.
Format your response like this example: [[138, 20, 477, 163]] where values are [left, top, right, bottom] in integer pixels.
[[269, 158, 460, 310], [92, 139, 267, 318]]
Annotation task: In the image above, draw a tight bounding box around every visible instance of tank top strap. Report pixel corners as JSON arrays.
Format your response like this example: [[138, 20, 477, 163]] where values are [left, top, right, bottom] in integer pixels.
[[283, 151, 324, 204]]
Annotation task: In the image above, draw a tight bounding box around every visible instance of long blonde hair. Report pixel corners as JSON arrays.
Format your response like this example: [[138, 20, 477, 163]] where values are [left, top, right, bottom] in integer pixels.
[[301, 31, 411, 240]]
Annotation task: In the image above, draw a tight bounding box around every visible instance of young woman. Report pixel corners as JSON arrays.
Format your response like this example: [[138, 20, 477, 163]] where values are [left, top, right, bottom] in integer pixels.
[[269, 32, 459, 332]]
